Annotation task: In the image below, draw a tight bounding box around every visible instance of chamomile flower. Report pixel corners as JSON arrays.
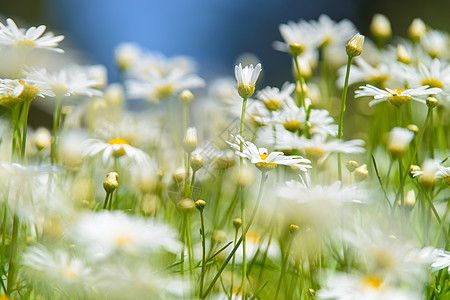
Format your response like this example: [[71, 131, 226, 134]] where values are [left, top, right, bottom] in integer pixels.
[[431, 251, 450, 274], [73, 211, 180, 258], [340, 57, 392, 87], [256, 82, 295, 111], [355, 84, 442, 106], [310, 14, 356, 47], [82, 137, 151, 167], [0, 78, 53, 105], [274, 20, 321, 55], [23, 246, 93, 296], [234, 63, 262, 99], [0, 18, 64, 53], [402, 58, 450, 92], [25, 66, 104, 97], [421, 30, 449, 59], [226, 134, 311, 172], [387, 127, 414, 159], [412, 159, 449, 186], [317, 273, 421, 300], [126, 69, 204, 103]]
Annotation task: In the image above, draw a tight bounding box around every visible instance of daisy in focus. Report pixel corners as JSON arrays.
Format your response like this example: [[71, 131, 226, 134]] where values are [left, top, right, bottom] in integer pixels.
[[0, 18, 64, 53], [226, 134, 311, 172], [234, 63, 262, 99], [355, 84, 442, 106], [82, 137, 151, 167]]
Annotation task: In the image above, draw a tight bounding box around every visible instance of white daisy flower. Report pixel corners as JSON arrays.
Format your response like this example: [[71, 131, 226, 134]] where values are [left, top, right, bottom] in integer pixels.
[[0, 78, 53, 101], [355, 84, 442, 106], [317, 273, 421, 300], [401, 58, 450, 93], [23, 246, 93, 295], [310, 14, 356, 47], [339, 57, 392, 87], [73, 211, 181, 258], [82, 137, 151, 167], [412, 159, 449, 186], [126, 69, 204, 103], [387, 127, 414, 158], [273, 20, 321, 55], [274, 132, 365, 161], [0, 18, 64, 53], [421, 30, 449, 59], [226, 134, 311, 172], [115, 42, 142, 71], [431, 251, 450, 274], [234, 63, 262, 99], [256, 82, 295, 111], [25, 65, 104, 98]]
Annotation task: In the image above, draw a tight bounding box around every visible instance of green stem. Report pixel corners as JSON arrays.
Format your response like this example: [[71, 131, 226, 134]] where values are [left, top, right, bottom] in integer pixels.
[[185, 152, 191, 197], [274, 235, 295, 300], [230, 226, 239, 299], [337, 56, 353, 182], [190, 170, 197, 199], [422, 187, 449, 246], [107, 191, 114, 210], [103, 192, 111, 210], [202, 171, 266, 299], [51, 95, 63, 164], [199, 209, 206, 296], [164, 100, 181, 162], [399, 158, 405, 230], [186, 214, 194, 278], [293, 55, 306, 108], [429, 109, 434, 159], [239, 96, 248, 298], [6, 214, 19, 296], [20, 100, 31, 161]]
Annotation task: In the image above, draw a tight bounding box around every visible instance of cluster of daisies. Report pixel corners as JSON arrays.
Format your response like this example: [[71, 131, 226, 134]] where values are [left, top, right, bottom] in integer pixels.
[[0, 13, 449, 300]]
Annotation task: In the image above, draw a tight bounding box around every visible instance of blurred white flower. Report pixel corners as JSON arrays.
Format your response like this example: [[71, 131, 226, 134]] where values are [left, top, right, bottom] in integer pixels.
[[421, 30, 449, 59], [310, 14, 356, 47], [0, 18, 64, 53], [82, 137, 151, 167], [73, 211, 181, 258], [431, 251, 450, 274]]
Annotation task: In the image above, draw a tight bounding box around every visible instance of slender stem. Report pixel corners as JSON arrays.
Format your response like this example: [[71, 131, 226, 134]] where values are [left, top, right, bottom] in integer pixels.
[[180, 215, 186, 277], [10, 106, 21, 162], [429, 109, 434, 159], [51, 95, 63, 164], [164, 100, 182, 161], [399, 158, 405, 230], [411, 107, 432, 164], [20, 100, 31, 161], [186, 214, 194, 278], [6, 214, 19, 296], [107, 191, 114, 210], [239, 96, 248, 298], [202, 171, 266, 299], [190, 170, 197, 199], [103, 191, 111, 209], [199, 209, 206, 296], [185, 152, 191, 197], [293, 55, 306, 109], [337, 56, 353, 182], [1, 204, 7, 272], [274, 235, 295, 300], [183, 102, 188, 136], [230, 226, 239, 299], [422, 187, 449, 245]]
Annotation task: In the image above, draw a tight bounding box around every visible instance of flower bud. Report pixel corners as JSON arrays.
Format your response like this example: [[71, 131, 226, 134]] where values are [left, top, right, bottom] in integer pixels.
[[404, 190, 416, 208], [408, 18, 426, 41], [33, 127, 51, 151], [346, 160, 359, 173], [103, 172, 119, 193], [354, 164, 368, 182], [387, 127, 414, 159], [407, 124, 419, 133], [289, 224, 299, 235], [104, 83, 124, 107], [172, 167, 185, 184], [396, 45, 411, 64], [183, 127, 198, 153], [179, 89, 194, 104], [233, 218, 242, 229], [237, 165, 255, 187], [426, 97, 438, 108], [289, 43, 305, 57], [178, 198, 195, 213], [215, 151, 236, 170], [195, 199, 206, 211], [370, 14, 391, 41], [346, 33, 365, 57], [191, 152, 204, 171]]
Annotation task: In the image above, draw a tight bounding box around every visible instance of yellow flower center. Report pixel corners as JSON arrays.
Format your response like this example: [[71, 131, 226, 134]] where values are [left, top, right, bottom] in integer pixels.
[[304, 147, 327, 160], [282, 120, 301, 132], [256, 151, 277, 171], [0, 95, 21, 108], [387, 88, 410, 106], [59, 267, 80, 279], [108, 138, 129, 145], [421, 78, 443, 89], [14, 40, 36, 51], [246, 231, 261, 244], [361, 275, 383, 290], [155, 84, 175, 100], [262, 99, 283, 111], [115, 234, 133, 247]]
